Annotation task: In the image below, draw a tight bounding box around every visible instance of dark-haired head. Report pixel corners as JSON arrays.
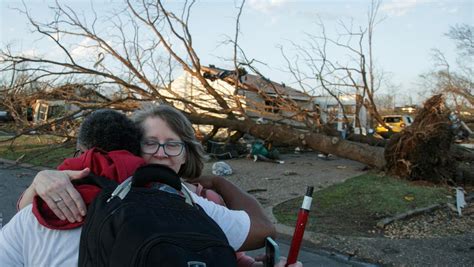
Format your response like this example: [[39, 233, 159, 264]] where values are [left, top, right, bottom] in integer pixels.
[[77, 109, 142, 156]]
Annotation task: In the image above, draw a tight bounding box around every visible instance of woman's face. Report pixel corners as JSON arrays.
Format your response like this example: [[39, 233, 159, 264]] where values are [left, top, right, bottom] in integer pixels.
[[141, 116, 186, 174]]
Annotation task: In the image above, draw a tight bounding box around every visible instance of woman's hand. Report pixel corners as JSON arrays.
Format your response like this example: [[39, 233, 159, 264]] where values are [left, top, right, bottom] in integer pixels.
[[31, 168, 90, 222], [190, 175, 220, 190]]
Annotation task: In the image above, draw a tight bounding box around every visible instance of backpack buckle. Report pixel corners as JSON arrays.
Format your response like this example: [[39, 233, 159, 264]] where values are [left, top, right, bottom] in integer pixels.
[[107, 177, 132, 202], [187, 261, 206, 267]]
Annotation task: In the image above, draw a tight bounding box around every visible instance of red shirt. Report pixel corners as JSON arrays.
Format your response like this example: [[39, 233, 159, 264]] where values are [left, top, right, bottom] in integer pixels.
[[32, 148, 145, 229]]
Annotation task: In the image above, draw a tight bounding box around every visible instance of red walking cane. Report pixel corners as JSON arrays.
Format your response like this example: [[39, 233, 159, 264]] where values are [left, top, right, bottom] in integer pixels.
[[286, 186, 313, 266]]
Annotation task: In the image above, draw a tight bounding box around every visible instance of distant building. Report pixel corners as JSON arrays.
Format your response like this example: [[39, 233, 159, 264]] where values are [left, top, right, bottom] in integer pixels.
[[313, 94, 369, 134], [394, 105, 418, 114], [32, 84, 110, 123]]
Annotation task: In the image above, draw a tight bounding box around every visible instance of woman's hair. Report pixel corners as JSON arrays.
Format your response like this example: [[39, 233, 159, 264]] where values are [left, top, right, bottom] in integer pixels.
[[131, 104, 205, 179], [77, 109, 142, 156]]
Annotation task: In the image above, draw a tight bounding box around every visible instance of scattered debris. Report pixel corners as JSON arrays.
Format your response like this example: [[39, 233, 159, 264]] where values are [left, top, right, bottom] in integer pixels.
[[318, 153, 335, 160], [256, 197, 269, 204], [447, 202, 457, 212], [456, 187, 467, 216], [209, 152, 234, 160], [283, 170, 298, 176], [247, 188, 267, 194], [265, 177, 281, 181], [384, 202, 474, 239], [404, 194, 415, 202], [212, 161, 233, 176], [15, 154, 25, 163], [376, 204, 440, 228], [377, 193, 474, 229]]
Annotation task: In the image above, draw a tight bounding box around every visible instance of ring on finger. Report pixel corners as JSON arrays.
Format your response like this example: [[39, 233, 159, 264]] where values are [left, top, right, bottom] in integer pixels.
[[53, 197, 63, 203]]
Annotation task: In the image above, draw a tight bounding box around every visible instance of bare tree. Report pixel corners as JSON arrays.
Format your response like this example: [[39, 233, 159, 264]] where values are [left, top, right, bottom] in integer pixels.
[[0, 1, 389, 168], [280, 0, 389, 133], [419, 24, 474, 109]]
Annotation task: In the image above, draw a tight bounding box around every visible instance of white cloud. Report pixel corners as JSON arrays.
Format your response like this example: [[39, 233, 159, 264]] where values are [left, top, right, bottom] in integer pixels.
[[381, 0, 427, 17], [70, 37, 108, 61], [444, 7, 458, 14], [248, 0, 289, 13], [20, 49, 40, 58], [71, 37, 95, 58]]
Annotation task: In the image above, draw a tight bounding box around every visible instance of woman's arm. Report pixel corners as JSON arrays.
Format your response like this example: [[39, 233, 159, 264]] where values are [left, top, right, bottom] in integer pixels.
[[192, 175, 276, 251], [17, 169, 90, 222]]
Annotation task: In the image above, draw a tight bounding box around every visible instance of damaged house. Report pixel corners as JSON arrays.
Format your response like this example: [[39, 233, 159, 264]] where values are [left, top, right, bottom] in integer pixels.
[[32, 84, 110, 123], [167, 65, 313, 133]]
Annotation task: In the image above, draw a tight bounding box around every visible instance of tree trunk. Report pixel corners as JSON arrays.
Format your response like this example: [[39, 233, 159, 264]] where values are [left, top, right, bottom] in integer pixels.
[[187, 113, 386, 169]]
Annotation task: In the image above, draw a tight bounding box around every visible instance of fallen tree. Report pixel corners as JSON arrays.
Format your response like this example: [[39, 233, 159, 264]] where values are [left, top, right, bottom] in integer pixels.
[[187, 112, 386, 169]]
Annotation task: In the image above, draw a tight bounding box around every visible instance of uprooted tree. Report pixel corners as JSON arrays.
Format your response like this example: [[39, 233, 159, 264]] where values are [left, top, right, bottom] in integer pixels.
[[0, 0, 471, 184], [385, 94, 460, 183]]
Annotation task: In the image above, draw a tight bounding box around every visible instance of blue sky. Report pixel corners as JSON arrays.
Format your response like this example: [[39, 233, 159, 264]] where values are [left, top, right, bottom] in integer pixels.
[[1, 0, 473, 105]]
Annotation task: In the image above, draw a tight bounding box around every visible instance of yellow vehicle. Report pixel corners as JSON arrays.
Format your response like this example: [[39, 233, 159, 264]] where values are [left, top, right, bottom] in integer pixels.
[[375, 115, 414, 138]]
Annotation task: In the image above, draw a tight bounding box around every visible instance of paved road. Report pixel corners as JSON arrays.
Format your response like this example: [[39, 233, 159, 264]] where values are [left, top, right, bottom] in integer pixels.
[[0, 161, 40, 226], [246, 239, 374, 267], [0, 161, 376, 266]]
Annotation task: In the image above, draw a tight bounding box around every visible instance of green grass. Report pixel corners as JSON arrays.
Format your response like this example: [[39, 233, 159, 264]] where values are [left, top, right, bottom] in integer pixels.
[[0, 135, 75, 168], [274, 173, 451, 237]]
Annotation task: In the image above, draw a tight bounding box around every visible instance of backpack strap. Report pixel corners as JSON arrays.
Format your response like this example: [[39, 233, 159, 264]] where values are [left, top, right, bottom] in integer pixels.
[[180, 184, 196, 206], [131, 164, 181, 190], [71, 174, 119, 189]]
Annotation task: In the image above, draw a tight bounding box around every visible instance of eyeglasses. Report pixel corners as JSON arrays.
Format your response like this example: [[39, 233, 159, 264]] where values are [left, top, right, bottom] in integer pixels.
[[141, 140, 185, 157]]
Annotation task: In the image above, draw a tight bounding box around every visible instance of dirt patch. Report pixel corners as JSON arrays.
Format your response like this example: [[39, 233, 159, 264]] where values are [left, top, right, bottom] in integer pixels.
[[201, 152, 368, 209]]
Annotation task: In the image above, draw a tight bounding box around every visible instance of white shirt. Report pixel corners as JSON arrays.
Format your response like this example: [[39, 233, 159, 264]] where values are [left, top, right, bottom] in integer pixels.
[[0, 205, 81, 267], [189, 189, 250, 250], [0, 192, 250, 266]]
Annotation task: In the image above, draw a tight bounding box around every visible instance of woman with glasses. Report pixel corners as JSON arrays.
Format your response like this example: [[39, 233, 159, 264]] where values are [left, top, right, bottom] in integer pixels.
[[133, 104, 259, 266], [134, 104, 276, 263], [15, 104, 276, 263]]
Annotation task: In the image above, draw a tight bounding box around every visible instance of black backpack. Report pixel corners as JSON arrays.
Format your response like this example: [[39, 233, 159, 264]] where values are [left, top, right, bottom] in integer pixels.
[[76, 164, 237, 267]]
